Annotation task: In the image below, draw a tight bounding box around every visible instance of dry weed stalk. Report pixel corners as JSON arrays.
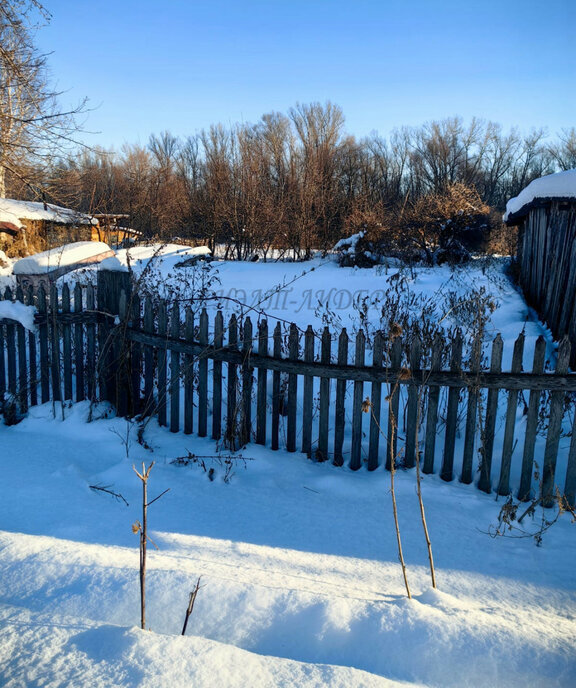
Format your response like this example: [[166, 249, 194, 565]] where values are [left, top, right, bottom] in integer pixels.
[[132, 461, 169, 630]]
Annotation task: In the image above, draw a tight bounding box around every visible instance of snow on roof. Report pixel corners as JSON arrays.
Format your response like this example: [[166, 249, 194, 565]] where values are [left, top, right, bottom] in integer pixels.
[[504, 169, 576, 221], [0, 198, 98, 228], [13, 242, 112, 275]]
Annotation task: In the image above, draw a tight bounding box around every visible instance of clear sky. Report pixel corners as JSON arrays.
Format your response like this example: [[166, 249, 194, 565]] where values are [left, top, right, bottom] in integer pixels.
[[35, 0, 575, 150]]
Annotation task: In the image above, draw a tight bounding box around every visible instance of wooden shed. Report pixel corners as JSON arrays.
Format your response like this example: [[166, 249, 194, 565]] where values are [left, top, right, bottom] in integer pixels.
[[505, 169, 576, 361], [0, 198, 99, 257]]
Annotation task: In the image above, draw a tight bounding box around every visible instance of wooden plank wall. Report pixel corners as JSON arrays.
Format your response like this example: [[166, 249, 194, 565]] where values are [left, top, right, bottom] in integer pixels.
[[518, 201, 576, 365]]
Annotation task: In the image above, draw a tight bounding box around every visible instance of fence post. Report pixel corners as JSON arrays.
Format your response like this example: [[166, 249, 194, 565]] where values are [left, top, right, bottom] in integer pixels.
[[96, 267, 132, 412]]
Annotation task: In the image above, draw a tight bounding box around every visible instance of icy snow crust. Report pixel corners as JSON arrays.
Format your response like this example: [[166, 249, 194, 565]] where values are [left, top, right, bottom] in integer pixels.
[[504, 169, 576, 220], [0, 197, 98, 228], [13, 241, 111, 275]]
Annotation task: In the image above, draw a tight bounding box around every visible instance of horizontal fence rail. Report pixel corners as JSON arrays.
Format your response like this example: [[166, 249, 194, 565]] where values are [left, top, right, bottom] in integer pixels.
[[1, 269, 576, 508]]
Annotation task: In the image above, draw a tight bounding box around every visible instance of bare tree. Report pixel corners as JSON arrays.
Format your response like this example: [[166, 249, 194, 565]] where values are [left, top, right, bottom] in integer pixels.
[[549, 128, 576, 171], [0, 0, 89, 198]]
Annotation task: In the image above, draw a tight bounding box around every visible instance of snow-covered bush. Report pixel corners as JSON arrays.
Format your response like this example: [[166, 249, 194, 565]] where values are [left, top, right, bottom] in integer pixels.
[[333, 231, 376, 267], [400, 183, 492, 265]]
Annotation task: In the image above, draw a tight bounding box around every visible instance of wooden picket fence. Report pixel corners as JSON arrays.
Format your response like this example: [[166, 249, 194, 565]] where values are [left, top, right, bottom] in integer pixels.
[[1, 269, 576, 507]]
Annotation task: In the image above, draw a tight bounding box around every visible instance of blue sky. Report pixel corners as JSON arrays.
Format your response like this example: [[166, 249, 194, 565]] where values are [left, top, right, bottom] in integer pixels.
[[36, 0, 575, 149]]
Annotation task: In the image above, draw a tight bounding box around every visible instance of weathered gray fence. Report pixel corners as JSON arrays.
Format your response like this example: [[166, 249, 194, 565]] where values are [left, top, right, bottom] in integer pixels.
[[1, 270, 576, 507]]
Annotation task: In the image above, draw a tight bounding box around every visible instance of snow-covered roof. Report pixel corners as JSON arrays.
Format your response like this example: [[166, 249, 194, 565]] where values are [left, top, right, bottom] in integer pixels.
[[0, 198, 98, 228], [13, 242, 112, 275], [504, 169, 576, 222]]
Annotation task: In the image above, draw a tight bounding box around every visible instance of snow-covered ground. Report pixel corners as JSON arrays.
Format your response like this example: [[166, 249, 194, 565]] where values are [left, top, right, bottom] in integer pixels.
[[1, 248, 575, 686], [0, 402, 574, 687]]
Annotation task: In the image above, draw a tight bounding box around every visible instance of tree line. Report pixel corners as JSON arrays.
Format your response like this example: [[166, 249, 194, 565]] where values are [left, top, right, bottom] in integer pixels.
[[30, 108, 573, 259], [2, 4, 575, 260]]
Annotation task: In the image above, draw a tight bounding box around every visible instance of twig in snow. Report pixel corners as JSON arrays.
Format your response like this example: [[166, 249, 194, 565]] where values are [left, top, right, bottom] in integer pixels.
[[89, 483, 129, 507]]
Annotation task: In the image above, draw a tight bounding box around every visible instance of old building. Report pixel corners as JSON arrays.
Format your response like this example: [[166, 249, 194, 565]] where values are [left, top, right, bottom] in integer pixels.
[[0, 198, 98, 257], [505, 169, 576, 360]]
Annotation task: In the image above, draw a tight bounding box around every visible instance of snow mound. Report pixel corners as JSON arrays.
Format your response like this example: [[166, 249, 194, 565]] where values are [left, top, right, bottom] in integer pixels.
[[504, 169, 576, 220], [0, 300, 37, 330], [333, 231, 365, 253], [0, 197, 98, 227], [99, 255, 129, 272], [13, 242, 112, 275]]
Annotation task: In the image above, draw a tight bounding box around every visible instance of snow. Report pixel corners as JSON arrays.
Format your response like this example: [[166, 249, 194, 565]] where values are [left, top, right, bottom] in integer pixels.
[[0, 300, 36, 330], [333, 231, 365, 253], [13, 241, 112, 275], [63, 250, 555, 369], [98, 244, 210, 274], [99, 255, 130, 272], [1, 250, 575, 685], [0, 197, 98, 227], [0, 250, 15, 291], [0, 402, 574, 687], [504, 169, 576, 220]]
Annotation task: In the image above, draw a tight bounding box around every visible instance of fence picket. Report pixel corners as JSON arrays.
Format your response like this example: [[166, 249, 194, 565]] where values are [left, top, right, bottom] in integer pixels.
[[478, 334, 504, 493], [74, 283, 85, 403], [86, 285, 96, 401], [368, 331, 383, 471], [542, 336, 571, 506], [518, 336, 546, 500], [143, 297, 155, 415], [256, 319, 268, 445], [497, 333, 525, 496], [302, 325, 314, 457], [198, 309, 209, 437], [0, 294, 5, 399], [241, 316, 253, 445], [461, 333, 482, 484], [184, 308, 195, 435], [26, 285, 37, 407], [286, 324, 299, 453], [226, 314, 238, 447], [318, 327, 331, 461], [130, 294, 142, 414], [117, 291, 129, 417], [271, 322, 281, 451], [350, 329, 365, 471], [440, 332, 463, 481], [62, 284, 72, 401], [564, 412, 576, 506], [5, 287, 16, 396], [333, 328, 348, 467], [170, 302, 180, 433], [423, 334, 443, 474], [157, 301, 167, 427], [49, 285, 61, 402], [405, 336, 422, 469], [16, 286, 28, 412], [386, 336, 402, 470], [211, 310, 223, 439]]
